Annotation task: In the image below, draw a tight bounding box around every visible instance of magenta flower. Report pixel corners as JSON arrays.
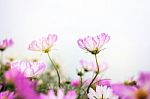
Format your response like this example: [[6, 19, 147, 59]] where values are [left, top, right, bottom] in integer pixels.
[[112, 72, 150, 99], [0, 38, 13, 51], [0, 91, 14, 99], [5, 69, 40, 99], [80, 59, 108, 72], [28, 34, 57, 53], [77, 33, 110, 54], [10, 60, 46, 77], [40, 89, 77, 99], [71, 79, 80, 87]]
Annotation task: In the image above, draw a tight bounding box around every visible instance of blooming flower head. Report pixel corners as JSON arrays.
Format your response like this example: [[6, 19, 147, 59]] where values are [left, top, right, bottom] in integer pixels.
[[77, 33, 110, 54], [0, 38, 13, 51], [28, 34, 57, 53], [80, 59, 108, 72], [0, 91, 14, 99], [112, 72, 150, 99], [40, 89, 77, 99], [10, 60, 46, 77], [88, 85, 119, 99]]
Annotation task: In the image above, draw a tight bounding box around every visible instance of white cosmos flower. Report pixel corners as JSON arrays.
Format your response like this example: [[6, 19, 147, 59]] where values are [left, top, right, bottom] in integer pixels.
[[88, 85, 119, 99]]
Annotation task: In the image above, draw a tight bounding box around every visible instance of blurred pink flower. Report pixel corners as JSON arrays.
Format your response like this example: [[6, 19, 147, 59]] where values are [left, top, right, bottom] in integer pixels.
[[77, 33, 110, 54], [11, 60, 46, 77], [80, 59, 108, 72], [98, 79, 111, 87], [0, 38, 13, 51], [40, 89, 77, 99], [5, 69, 40, 99], [28, 34, 57, 53], [0, 91, 14, 99], [112, 72, 150, 99], [71, 79, 80, 87]]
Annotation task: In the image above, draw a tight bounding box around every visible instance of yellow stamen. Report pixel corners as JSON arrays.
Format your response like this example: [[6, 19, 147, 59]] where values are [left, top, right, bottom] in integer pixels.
[[135, 89, 148, 99]]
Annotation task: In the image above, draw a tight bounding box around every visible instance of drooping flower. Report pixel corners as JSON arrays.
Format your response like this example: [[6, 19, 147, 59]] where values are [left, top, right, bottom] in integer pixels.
[[0, 91, 14, 99], [40, 89, 77, 99], [28, 34, 57, 53], [80, 59, 108, 72], [77, 33, 110, 54], [5, 69, 40, 99], [0, 38, 13, 51], [112, 72, 150, 99], [10, 60, 46, 77], [88, 85, 119, 99]]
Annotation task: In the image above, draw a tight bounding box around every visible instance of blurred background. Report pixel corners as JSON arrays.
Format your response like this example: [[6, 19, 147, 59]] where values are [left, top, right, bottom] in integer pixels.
[[0, 0, 150, 82]]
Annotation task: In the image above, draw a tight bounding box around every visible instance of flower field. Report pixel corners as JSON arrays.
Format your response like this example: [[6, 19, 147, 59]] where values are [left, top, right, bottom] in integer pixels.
[[0, 33, 150, 99]]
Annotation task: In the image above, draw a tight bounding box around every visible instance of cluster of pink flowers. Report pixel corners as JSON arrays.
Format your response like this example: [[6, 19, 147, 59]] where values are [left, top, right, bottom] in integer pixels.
[[0, 33, 150, 99], [4, 69, 77, 99]]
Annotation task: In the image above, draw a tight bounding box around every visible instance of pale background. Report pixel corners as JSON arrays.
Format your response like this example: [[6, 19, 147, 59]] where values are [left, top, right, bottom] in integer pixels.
[[0, 0, 150, 82]]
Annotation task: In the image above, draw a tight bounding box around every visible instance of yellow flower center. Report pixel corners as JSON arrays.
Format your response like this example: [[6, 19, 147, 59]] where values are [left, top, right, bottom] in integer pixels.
[[135, 89, 148, 99], [43, 49, 50, 53]]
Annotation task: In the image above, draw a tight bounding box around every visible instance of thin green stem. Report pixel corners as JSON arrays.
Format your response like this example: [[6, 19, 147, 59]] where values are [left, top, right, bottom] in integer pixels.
[[0, 51, 3, 70], [47, 53, 61, 88], [77, 76, 83, 99], [87, 54, 99, 93], [80, 76, 83, 89]]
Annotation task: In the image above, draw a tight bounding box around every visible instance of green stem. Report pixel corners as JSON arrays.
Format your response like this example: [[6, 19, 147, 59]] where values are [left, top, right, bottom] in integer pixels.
[[47, 53, 61, 88], [77, 76, 83, 99], [80, 76, 83, 89], [87, 54, 99, 93], [0, 51, 3, 70]]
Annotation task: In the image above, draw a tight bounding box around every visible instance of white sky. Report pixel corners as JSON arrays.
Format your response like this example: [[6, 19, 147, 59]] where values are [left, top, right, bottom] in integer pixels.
[[0, 0, 150, 82]]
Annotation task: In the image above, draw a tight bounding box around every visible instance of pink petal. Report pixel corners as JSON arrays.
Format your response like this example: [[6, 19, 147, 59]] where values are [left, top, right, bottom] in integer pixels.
[[57, 89, 64, 99], [84, 36, 96, 51], [65, 90, 77, 99], [77, 39, 85, 49]]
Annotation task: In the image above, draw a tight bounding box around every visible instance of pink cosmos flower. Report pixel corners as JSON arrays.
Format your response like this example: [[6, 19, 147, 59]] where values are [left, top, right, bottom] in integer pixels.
[[10, 60, 46, 77], [40, 89, 77, 99], [28, 34, 57, 53], [0, 38, 13, 51], [5, 69, 40, 99], [80, 59, 108, 72], [112, 72, 150, 99], [77, 33, 110, 54], [0, 91, 14, 99]]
